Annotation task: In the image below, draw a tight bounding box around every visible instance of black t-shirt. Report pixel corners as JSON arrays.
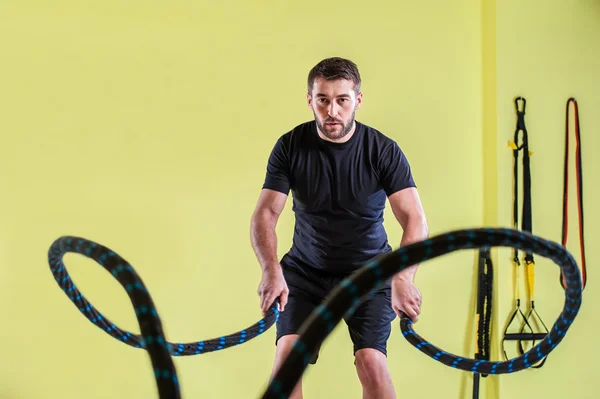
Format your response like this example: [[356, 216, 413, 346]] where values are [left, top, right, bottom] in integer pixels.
[[262, 120, 416, 274]]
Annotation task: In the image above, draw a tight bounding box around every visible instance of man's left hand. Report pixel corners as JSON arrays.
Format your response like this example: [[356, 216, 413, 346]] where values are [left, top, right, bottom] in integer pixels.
[[391, 276, 422, 323]]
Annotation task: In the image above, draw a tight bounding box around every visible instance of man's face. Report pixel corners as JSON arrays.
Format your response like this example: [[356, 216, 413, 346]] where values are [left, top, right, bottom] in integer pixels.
[[307, 77, 363, 142]]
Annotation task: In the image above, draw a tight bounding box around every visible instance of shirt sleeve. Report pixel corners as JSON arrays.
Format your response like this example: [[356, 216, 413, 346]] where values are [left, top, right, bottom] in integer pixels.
[[262, 136, 291, 194], [378, 141, 416, 196]]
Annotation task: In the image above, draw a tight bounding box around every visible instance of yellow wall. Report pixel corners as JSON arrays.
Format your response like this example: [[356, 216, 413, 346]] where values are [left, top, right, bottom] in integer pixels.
[[0, 1, 595, 398], [492, 1, 600, 398]]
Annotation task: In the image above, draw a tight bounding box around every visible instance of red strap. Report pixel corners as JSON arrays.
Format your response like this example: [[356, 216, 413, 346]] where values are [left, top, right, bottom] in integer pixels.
[[561, 98, 586, 290]]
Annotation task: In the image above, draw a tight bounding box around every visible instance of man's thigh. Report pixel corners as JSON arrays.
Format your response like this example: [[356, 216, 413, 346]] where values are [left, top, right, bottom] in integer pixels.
[[343, 285, 397, 357], [275, 260, 329, 364]]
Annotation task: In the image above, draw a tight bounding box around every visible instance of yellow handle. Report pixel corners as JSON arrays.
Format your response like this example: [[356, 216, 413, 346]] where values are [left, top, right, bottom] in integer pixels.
[[526, 260, 535, 300]]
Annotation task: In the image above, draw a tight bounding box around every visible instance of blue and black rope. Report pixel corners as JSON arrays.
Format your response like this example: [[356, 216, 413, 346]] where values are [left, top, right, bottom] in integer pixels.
[[261, 228, 582, 399], [48, 236, 279, 399], [48, 227, 582, 398]]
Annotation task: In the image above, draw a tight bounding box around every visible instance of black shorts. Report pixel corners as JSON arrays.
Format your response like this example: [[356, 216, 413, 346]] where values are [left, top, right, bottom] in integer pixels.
[[275, 256, 397, 364]]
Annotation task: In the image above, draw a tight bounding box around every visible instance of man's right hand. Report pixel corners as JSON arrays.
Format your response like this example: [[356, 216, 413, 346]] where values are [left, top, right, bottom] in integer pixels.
[[258, 266, 289, 315]]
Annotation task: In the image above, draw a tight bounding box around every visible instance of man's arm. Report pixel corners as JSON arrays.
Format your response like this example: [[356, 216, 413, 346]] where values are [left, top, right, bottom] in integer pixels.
[[250, 188, 288, 272], [388, 187, 429, 280], [387, 187, 428, 321], [250, 188, 289, 313]]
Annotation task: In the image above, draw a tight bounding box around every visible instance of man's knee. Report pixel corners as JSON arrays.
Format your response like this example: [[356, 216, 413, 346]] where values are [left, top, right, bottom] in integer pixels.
[[274, 334, 300, 366], [355, 348, 391, 389], [276, 333, 320, 365]]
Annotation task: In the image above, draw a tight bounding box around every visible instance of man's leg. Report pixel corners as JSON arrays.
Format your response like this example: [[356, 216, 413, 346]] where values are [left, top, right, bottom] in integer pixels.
[[271, 261, 325, 398], [344, 286, 397, 399], [271, 334, 303, 399], [355, 348, 395, 399]]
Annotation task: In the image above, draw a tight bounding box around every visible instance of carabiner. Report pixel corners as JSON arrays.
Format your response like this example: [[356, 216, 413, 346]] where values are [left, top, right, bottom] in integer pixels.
[[515, 97, 526, 114], [514, 97, 528, 133]]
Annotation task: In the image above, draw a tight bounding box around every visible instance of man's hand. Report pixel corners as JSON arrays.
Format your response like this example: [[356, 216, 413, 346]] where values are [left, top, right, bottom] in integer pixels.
[[257, 266, 289, 315], [391, 275, 422, 322]]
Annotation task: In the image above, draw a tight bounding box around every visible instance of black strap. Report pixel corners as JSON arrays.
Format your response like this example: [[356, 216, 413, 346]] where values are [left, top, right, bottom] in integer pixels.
[[509, 97, 551, 369], [473, 248, 493, 398], [512, 97, 534, 265], [502, 96, 550, 368], [477, 249, 493, 362]]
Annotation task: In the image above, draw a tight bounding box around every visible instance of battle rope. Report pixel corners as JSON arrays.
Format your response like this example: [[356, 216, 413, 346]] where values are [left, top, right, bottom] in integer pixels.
[[49, 228, 582, 398], [502, 97, 548, 367], [560, 97, 587, 291], [262, 228, 582, 399], [472, 247, 493, 399], [48, 236, 279, 399]]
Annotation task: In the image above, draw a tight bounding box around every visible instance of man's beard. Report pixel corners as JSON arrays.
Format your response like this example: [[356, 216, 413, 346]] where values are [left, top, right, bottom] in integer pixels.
[[315, 110, 355, 141]]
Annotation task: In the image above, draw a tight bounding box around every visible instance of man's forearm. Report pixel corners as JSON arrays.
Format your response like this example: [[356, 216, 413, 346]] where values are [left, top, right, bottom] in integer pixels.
[[394, 215, 429, 281], [250, 211, 281, 273]]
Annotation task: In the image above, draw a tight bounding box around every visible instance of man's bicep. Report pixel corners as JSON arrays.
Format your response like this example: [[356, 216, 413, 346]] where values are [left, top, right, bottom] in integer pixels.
[[254, 188, 289, 218], [388, 187, 426, 228]]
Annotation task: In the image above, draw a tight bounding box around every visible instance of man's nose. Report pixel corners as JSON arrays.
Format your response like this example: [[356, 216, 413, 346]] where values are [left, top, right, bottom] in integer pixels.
[[328, 103, 339, 117]]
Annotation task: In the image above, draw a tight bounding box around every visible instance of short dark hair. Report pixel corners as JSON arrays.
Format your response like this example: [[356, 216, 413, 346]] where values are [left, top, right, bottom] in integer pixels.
[[307, 57, 362, 95]]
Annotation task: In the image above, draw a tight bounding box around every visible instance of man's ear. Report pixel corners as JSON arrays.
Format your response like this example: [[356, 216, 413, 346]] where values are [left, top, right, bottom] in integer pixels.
[[307, 92, 312, 107], [355, 91, 363, 109]]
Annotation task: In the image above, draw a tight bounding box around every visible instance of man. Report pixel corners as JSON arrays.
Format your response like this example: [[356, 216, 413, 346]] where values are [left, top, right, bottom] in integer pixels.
[[250, 57, 428, 399]]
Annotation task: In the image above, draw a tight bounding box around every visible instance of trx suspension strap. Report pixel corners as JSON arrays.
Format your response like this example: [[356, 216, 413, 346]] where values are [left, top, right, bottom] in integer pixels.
[[560, 97, 587, 291], [473, 248, 493, 399], [502, 97, 548, 367]]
